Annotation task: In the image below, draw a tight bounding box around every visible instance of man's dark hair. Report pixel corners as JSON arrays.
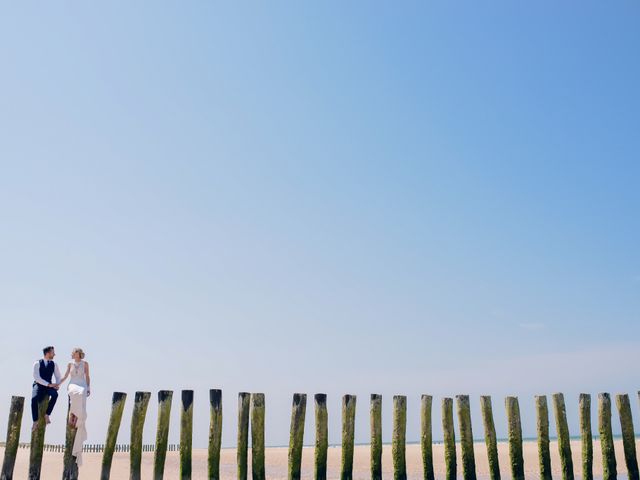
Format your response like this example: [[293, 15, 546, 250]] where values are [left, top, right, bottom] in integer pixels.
[[43, 346, 54, 355]]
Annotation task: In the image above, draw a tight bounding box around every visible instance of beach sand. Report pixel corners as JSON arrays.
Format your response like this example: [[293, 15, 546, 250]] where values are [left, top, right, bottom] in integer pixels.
[[2, 439, 635, 479]]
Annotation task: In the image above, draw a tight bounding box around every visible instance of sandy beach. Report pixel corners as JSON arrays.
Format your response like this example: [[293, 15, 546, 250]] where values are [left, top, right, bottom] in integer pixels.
[[2, 439, 635, 479]]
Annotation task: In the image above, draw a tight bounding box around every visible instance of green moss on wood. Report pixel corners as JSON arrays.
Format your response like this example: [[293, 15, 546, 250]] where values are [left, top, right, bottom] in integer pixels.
[[341, 395, 357, 480], [251, 393, 266, 480], [616, 394, 639, 480], [456, 395, 476, 480], [1, 396, 24, 480], [28, 397, 49, 480], [62, 402, 79, 480], [314, 394, 328, 480], [480, 396, 500, 480], [420, 395, 435, 480], [153, 390, 173, 480], [579, 394, 593, 480], [180, 390, 194, 479], [130, 391, 151, 480], [237, 392, 251, 480], [553, 393, 574, 480], [100, 392, 127, 480], [599, 393, 617, 480], [370, 394, 383, 480], [208, 389, 223, 480], [441, 397, 456, 480], [535, 395, 552, 480], [288, 393, 307, 480], [505, 396, 524, 480], [392, 396, 407, 480]]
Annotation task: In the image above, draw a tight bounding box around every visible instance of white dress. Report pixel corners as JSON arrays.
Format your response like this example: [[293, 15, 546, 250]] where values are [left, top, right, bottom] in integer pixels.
[[67, 361, 88, 465]]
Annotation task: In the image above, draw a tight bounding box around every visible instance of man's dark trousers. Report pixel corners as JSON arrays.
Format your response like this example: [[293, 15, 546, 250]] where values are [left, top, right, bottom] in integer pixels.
[[31, 384, 58, 422]]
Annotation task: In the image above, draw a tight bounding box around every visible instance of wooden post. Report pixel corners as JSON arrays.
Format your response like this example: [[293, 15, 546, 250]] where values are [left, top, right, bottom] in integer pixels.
[[208, 389, 223, 480], [28, 397, 49, 480], [553, 393, 574, 480], [505, 396, 524, 480], [237, 392, 251, 480], [130, 391, 151, 480], [580, 394, 593, 480], [1, 396, 24, 480], [153, 390, 173, 480], [370, 394, 382, 480], [456, 395, 476, 480], [599, 393, 617, 480], [288, 393, 307, 480], [180, 390, 194, 480], [480, 396, 500, 480], [314, 394, 328, 480], [421, 395, 435, 480], [616, 394, 639, 480], [251, 393, 266, 480], [442, 397, 456, 480], [535, 395, 552, 480], [392, 395, 407, 480], [62, 402, 79, 480], [341, 395, 356, 480]]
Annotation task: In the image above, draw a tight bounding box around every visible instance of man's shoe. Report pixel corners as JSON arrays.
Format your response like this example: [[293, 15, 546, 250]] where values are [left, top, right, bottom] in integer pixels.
[[44, 415, 51, 425]]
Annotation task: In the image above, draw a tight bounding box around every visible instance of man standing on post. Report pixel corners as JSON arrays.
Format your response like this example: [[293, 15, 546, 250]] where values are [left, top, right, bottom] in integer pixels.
[[31, 346, 62, 431]]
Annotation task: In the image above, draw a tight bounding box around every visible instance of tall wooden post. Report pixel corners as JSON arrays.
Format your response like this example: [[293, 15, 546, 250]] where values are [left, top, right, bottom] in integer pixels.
[[341, 395, 357, 480], [616, 394, 639, 480], [370, 394, 383, 480], [180, 390, 194, 480], [505, 396, 524, 480], [130, 391, 151, 480], [535, 395, 552, 480], [208, 389, 223, 480], [102, 394, 127, 480], [480, 396, 500, 480], [1, 396, 24, 480], [237, 392, 251, 480], [288, 393, 307, 480], [251, 393, 266, 480], [552, 393, 574, 480], [599, 393, 617, 480], [62, 402, 79, 480], [392, 396, 407, 480], [421, 395, 435, 480], [314, 394, 328, 480], [153, 390, 173, 480], [579, 394, 593, 480], [28, 397, 49, 480], [457, 395, 476, 480], [442, 397, 456, 480]]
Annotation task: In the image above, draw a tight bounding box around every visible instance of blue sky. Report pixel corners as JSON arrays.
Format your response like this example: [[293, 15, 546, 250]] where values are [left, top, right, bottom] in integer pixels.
[[1, 2, 639, 448]]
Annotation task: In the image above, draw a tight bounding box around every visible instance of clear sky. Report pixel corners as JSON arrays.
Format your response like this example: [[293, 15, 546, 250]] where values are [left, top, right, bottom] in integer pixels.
[[1, 2, 639, 449]]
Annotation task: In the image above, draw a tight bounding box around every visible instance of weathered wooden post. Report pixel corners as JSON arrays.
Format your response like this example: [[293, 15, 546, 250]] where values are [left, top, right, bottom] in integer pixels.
[[237, 392, 251, 480], [580, 394, 593, 480], [180, 390, 194, 479], [535, 395, 552, 480], [553, 393, 574, 480], [130, 391, 151, 480], [62, 403, 79, 480], [153, 390, 173, 480], [442, 397, 456, 480], [288, 393, 307, 480], [480, 396, 500, 480], [370, 394, 383, 480], [251, 393, 266, 480], [1, 396, 24, 480], [314, 394, 328, 480], [28, 397, 49, 480], [393, 395, 407, 480], [456, 395, 476, 480], [341, 395, 357, 480], [616, 394, 639, 480], [599, 393, 617, 480], [505, 396, 524, 480], [208, 389, 223, 480], [421, 395, 435, 480]]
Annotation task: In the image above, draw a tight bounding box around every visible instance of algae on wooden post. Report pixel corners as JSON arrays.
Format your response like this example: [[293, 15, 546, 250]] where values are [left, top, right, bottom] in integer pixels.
[[314, 394, 328, 480], [535, 395, 552, 480], [130, 391, 151, 480], [480, 396, 500, 480], [237, 392, 251, 480], [288, 393, 307, 480], [579, 394, 593, 480], [154, 390, 173, 480], [180, 390, 194, 480], [420, 395, 435, 480], [370, 394, 383, 480], [28, 397, 49, 480], [552, 393, 574, 480], [251, 393, 266, 480], [392, 396, 407, 480], [505, 396, 524, 480], [456, 395, 476, 480], [62, 403, 79, 480], [208, 389, 223, 480], [1, 396, 24, 480], [615, 394, 639, 480], [442, 397, 456, 480], [101, 392, 127, 480], [599, 393, 617, 480], [341, 395, 357, 480]]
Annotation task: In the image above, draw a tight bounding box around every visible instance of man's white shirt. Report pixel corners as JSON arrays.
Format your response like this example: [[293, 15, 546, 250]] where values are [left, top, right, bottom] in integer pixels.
[[33, 359, 63, 387]]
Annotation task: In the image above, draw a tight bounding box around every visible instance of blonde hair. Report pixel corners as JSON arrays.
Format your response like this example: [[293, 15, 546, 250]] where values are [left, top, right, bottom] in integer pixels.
[[72, 347, 85, 359]]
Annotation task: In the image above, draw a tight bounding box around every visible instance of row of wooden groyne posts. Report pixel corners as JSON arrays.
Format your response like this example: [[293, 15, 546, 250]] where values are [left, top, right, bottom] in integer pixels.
[[0, 390, 639, 480], [0, 442, 177, 453]]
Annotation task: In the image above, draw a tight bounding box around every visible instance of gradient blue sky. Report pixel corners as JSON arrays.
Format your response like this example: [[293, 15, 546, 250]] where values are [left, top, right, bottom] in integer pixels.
[[1, 2, 639, 448]]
